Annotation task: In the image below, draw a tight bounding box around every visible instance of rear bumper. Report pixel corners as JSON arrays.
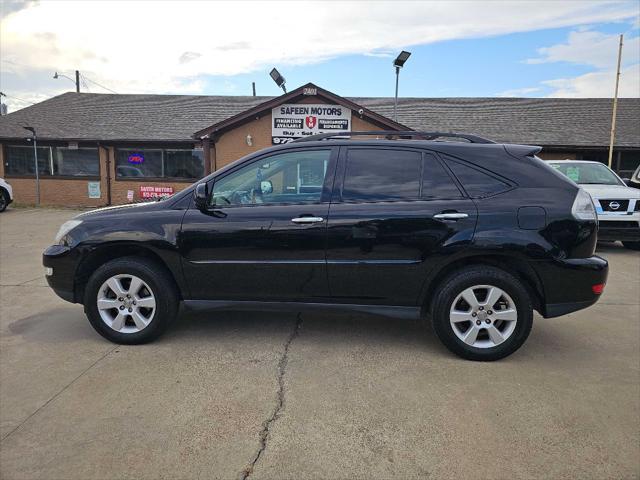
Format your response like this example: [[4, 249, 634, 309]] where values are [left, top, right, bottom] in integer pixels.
[[535, 255, 608, 318], [43, 245, 78, 303]]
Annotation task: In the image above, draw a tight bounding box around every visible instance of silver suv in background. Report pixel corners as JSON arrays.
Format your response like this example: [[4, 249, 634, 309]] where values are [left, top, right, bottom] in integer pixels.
[[549, 160, 640, 250]]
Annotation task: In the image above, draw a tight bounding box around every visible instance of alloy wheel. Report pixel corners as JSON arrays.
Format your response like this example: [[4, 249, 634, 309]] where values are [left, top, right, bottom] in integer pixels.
[[97, 274, 156, 333], [449, 284, 518, 349]]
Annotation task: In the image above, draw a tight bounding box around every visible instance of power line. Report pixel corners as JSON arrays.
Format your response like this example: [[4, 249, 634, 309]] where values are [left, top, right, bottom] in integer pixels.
[[82, 74, 118, 94], [0, 92, 36, 105]]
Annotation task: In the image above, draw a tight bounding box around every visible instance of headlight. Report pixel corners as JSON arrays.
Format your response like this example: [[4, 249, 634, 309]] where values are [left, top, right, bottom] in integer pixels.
[[54, 220, 82, 244], [571, 189, 597, 221]]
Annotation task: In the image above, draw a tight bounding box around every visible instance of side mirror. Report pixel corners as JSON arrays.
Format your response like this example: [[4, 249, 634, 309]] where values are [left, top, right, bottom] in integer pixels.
[[194, 182, 209, 210]]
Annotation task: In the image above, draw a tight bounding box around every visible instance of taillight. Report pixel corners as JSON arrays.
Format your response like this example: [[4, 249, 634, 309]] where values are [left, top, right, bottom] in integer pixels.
[[592, 283, 605, 295], [571, 189, 597, 221]]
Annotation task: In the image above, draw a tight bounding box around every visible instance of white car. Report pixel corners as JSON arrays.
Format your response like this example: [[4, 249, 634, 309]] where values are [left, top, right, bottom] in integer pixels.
[[0, 178, 13, 212], [548, 160, 640, 250]]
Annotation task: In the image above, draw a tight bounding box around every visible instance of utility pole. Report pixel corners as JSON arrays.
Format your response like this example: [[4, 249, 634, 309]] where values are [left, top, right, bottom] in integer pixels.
[[394, 66, 400, 122], [608, 34, 623, 169], [75, 70, 80, 93]]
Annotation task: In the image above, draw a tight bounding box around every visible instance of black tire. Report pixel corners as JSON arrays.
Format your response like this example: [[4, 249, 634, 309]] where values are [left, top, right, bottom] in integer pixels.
[[430, 266, 533, 361], [622, 241, 640, 251], [84, 256, 178, 344], [0, 189, 8, 212]]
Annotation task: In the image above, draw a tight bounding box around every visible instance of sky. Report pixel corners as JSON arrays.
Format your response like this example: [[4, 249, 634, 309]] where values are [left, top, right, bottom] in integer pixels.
[[0, 0, 639, 112]]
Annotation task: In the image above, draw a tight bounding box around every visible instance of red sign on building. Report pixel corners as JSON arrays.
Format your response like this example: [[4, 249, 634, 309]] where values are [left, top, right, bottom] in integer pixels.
[[139, 185, 174, 199]]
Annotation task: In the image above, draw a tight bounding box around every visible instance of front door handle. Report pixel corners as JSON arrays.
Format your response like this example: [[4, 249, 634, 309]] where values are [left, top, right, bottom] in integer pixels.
[[433, 213, 469, 220], [291, 216, 324, 224]]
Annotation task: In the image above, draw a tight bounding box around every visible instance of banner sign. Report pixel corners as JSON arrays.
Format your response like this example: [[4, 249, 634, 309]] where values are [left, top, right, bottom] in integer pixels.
[[139, 185, 174, 199], [271, 104, 351, 144]]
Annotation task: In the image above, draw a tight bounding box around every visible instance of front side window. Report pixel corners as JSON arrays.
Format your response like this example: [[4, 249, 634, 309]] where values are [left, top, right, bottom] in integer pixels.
[[342, 148, 421, 202], [211, 149, 331, 206], [115, 148, 204, 179], [4, 145, 99, 177]]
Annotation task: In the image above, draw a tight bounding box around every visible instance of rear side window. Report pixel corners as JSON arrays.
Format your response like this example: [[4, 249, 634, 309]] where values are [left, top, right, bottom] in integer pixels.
[[444, 157, 510, 197], [342, 148, 421, 201], [422, 153, 463, 199]]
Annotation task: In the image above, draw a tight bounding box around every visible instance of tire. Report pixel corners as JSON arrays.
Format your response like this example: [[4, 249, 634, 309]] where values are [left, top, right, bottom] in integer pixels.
[[84, 256, 178, 344], [430, 266, 533, 361], [622, 241, 640, 251], [0, 189, 8, 212]]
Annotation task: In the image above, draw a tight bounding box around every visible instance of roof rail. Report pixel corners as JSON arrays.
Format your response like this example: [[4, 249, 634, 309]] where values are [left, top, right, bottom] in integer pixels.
[[292, 130, 495, 144]]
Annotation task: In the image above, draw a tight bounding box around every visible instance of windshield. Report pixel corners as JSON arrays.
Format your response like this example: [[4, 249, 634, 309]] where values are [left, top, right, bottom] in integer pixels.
[[550, 162, 623, 186]]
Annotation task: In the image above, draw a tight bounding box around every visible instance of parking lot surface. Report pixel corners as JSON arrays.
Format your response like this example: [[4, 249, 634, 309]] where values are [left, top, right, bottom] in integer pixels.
[[0, 207, 638, 479]]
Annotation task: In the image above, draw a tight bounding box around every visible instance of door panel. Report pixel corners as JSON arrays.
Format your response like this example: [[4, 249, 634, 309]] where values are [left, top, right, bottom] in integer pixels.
[[326, 147, 477, 305], [179, 147, 336, 301], [180, 204, 329, 301], [326, 200, 477, 305]]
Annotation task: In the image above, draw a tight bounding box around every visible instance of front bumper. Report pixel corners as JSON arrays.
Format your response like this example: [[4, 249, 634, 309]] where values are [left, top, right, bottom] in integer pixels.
[[597, 220, 640, 242], [43, 245, 78, 303], [535, 255, 609, 318]]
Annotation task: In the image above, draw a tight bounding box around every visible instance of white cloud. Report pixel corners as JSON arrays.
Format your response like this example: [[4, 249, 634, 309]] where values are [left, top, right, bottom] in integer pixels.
[[1, 0, 639, 110], [526, 29, 640, 68], [543, 63, 640, 97]]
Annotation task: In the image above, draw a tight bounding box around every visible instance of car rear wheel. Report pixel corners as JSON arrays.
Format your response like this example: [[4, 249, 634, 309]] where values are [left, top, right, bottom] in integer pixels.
[[622, 241, 640, 251], [430, 266, 533, 361], [84, 257, 178, 344]]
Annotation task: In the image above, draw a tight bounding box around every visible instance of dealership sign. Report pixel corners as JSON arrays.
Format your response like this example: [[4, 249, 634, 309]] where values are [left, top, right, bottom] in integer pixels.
[[271, 104, 351, 144], [139, 185, 174, 199]]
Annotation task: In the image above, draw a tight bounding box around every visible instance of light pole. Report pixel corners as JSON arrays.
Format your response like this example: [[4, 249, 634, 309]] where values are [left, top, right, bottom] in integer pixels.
[[269, 68, 287, 94], [23, 126, 40, 206], [53, 70, 80, 92], [393, 51, 411, 122]]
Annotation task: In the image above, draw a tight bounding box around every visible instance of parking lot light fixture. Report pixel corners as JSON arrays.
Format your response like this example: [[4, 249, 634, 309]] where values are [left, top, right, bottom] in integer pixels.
[[269, 68, 287, 94], [393, 50, 411, 122]]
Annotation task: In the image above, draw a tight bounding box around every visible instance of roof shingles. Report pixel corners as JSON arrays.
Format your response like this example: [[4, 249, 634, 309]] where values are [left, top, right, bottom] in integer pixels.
[[0, 92, 638, 147]]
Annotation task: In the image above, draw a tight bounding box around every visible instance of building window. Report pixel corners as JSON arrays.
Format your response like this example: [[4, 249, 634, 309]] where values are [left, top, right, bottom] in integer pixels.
[[4, 145, 99, 177], [115, 148, 204, 179], [53, 148, 100, 176]]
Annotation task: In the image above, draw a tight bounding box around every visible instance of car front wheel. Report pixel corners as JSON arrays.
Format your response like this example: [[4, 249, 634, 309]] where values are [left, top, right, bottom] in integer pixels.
[[430, 266, 533, 361], [84, 257, 178, 344]]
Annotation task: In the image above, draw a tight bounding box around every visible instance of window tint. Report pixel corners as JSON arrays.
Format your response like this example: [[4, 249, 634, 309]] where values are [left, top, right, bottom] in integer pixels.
[[4, 146, 51, 176], [342, 149, 421, 201], [116, 148, 204, 179], [53, 148, 99, 176], [211, 149, 331, 206], [4, 146, 99, 177], [422, 153, 462, 198], [444, 157, 510, 197]]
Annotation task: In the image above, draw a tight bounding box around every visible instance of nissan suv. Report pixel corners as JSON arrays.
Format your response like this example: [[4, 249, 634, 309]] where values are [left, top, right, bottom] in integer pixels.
[[548, 160, 640, 250], [43, 132, 608, 361]]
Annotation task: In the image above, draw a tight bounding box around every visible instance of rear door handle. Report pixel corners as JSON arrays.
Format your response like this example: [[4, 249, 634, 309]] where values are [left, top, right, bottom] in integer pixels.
[[291, 216, 324, 224], [433, 213, 469, 220]]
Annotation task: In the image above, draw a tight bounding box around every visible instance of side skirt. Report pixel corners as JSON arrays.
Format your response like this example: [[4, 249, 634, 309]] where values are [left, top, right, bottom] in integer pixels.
[[182, 300, 421, 320]]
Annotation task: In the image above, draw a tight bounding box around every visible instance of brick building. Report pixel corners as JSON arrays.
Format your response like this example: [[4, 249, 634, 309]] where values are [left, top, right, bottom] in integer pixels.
[[0, 83, 638, 207]]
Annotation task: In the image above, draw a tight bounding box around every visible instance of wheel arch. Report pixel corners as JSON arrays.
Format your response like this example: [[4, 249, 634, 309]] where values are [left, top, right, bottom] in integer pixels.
[[74, 243, 185, 303], [420, 254, 545, 316]]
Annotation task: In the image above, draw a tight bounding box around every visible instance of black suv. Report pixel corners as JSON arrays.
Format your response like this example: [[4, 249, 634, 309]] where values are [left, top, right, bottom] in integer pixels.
[[43, 132, 608, 361]]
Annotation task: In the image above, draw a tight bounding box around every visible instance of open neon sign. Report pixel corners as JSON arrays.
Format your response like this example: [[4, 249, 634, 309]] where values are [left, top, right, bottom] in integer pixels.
[[128, 152, 144, 164]]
